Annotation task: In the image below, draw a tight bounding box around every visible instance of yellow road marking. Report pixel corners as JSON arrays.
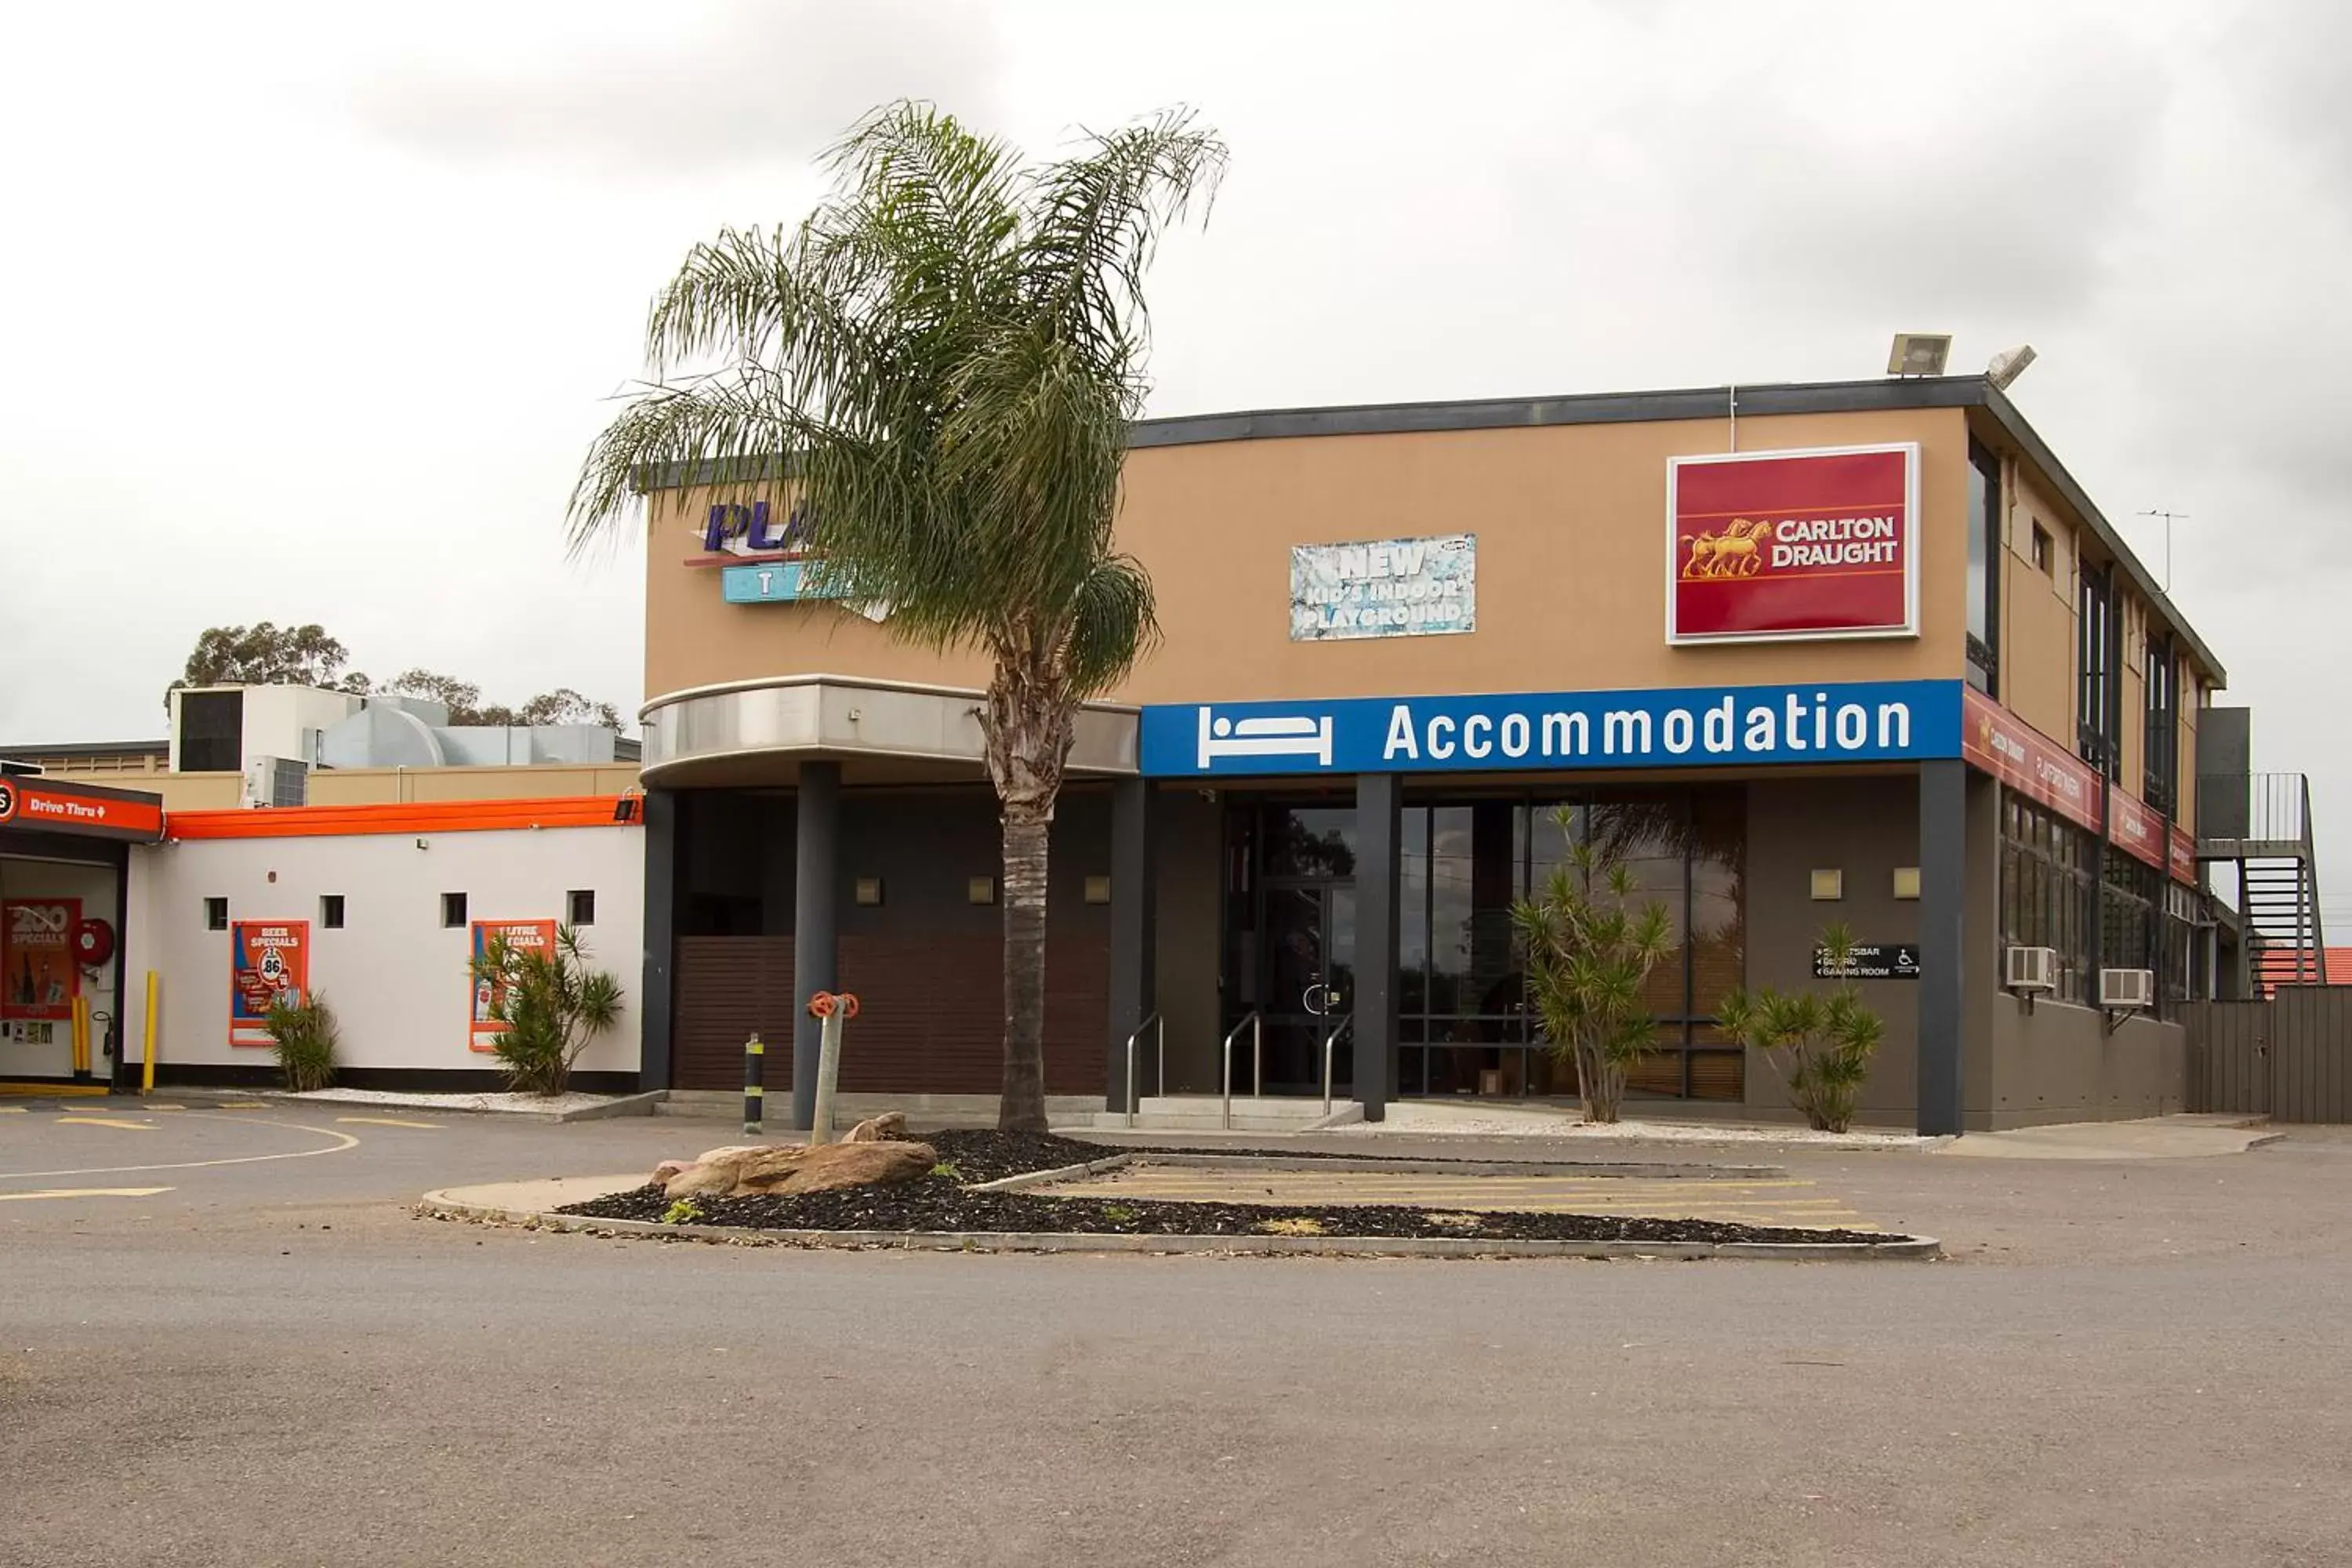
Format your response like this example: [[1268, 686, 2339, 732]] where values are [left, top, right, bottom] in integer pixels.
[[56, 1117, 157, 1131], [0, 1112, 358, 1181], [335, 1116, 441, 1129], [216, 1102, 268, 1110], [0, 1107, 24, 1114], [0, 1186, 174, 1203], [144, 1104, 187, 1112]]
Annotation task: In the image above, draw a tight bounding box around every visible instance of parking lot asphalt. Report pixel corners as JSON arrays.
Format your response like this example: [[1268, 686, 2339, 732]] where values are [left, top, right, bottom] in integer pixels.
[[7, 1101, 2352, 1566]]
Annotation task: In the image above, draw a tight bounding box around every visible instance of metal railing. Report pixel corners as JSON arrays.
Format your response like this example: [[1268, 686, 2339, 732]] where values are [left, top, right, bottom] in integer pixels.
[[1122, 1011, 1163, 1129], [1220, 1011, 1262, 1131], [1322, 1014, 1353, 1116], [2198, 772, 2314, 848]]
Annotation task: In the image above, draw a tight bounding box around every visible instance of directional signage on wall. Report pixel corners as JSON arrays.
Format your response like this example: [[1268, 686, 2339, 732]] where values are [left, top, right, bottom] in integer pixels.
[[1813, 944, 1921, 981]]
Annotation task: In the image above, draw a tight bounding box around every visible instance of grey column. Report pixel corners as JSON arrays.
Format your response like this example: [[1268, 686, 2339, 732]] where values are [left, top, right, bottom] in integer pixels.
[[638, 790, 678, 1093], [1918, 760, 1967, 1136], [1354, 772, 1402, 1123], [1105, 778, 1158, 1112], [791, 762, 840, 1131]]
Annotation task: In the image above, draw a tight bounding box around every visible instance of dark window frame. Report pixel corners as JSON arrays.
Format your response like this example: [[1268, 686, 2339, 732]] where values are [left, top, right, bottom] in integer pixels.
[[567, 889, 597, 927], [441, 891, 467, 929], [203, 896, 228, 932], [2144, 634, 2178, 816], [2078, 562, 2120, 778], [320, 895, 345, 930], [1965, 438, 2003, 695]]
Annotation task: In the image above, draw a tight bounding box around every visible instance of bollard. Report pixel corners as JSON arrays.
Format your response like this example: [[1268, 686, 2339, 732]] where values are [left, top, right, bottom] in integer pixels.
[[805, 992, 861, 1145], [142, 971, 159, 1094], [743, 1032, 765, 1135]]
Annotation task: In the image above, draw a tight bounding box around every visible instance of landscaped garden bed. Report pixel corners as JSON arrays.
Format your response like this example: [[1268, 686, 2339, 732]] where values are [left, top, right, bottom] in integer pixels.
[[554, 1128, 1910, 1247]]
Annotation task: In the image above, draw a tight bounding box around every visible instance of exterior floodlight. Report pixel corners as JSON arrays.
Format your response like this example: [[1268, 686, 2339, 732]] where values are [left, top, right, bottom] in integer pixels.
[[1886, 333, 1952, 376], [1987, 344, 2037, 391]]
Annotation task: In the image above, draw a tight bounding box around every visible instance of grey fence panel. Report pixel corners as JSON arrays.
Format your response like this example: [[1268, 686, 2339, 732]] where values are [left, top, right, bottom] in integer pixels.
[[2184, 992, 2352, 1123]]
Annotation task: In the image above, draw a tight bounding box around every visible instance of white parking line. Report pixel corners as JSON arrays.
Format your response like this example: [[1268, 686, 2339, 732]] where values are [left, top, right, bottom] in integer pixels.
[[0, 1186, 175, 1203]]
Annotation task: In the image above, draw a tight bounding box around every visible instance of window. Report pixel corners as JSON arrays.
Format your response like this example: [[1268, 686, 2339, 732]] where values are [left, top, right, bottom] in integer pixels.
[[441, 892, 467, 928], [2031, 523, 2053, 575], [320, 895, 345, 930], [204, 897, 228, 931], [568, 889, 597, 927], [2078, 562, 2118, 777], [2144, 636, 2178, 815], [1999, 794, 2095, 1001], [1965, 439, 2002, 694], [1381, 788, 1744, 1102]]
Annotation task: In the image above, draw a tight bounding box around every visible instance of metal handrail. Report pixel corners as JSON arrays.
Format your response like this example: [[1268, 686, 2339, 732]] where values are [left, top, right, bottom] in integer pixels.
[[1123, 1011, 1163, 1129], [1221, 1011, 1262, 1131], [1322, 1014, 1353, 1116]]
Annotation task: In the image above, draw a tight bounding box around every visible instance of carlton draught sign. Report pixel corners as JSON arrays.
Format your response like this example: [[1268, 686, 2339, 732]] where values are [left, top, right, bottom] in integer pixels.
[[1667, 443, 1919, 644]]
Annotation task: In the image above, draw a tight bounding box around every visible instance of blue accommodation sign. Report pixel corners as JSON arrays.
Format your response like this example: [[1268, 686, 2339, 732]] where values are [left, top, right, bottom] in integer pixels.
[[721, 560, 851, 604], [1138, 679, 1965, 777]]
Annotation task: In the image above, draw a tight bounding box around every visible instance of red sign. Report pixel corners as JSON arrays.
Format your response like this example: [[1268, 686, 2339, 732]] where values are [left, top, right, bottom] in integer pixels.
[[2107, 788, 2167, 876], [230, 920, 310, 1046], [1668, 444, 1917, 642], [3, 898, 81, 1022], [1962, 690, 2195, 884], [470, 919, 557, 1053], [0, 777, 164, 841], [1962, 688, 2100, 831]]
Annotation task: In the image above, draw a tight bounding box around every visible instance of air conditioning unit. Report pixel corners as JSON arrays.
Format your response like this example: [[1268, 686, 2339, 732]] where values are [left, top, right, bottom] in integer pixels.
[[2100, 968, 2156, 1011], [239, 756, 310, 809], [2005, 946, 2058, 992]]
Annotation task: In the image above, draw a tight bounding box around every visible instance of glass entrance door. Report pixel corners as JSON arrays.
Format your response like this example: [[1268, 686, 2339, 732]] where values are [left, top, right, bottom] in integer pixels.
[[1261, 881, 1354, 1093]]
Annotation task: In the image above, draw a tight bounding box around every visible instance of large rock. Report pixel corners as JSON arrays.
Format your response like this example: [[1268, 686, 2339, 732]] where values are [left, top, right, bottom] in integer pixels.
[[659, 1138, 937, 1200], [840, 1111, 908, 1144]]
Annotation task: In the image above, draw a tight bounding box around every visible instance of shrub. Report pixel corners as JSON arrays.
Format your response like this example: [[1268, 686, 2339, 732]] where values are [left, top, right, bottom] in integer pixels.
[[1715, 923, 1886, 1133], [467, 925, 624, 1096], [265, 992, 339, 1092], [1510, 808, 1676, 1123]]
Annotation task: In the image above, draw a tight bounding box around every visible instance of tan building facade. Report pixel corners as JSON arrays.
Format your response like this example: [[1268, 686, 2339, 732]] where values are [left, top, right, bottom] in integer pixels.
[[635, 376, 2229, 1132]]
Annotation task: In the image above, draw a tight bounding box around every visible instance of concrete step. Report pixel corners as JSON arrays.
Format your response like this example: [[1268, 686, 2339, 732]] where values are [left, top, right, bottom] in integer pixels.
[[1083, 1096, 1363, 1133]]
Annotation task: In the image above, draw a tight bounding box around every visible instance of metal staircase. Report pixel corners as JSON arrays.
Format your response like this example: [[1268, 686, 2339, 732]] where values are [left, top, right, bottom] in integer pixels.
[[2200, 772, 2325, 990]]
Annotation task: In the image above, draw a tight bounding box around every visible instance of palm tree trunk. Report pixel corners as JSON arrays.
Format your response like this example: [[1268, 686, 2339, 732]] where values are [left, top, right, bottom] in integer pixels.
[[999, 801, 1052, 1131]]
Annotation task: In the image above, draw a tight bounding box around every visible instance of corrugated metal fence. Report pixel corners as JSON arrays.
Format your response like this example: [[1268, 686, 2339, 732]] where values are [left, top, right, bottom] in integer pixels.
[[2182, 989, 2352, 1122]]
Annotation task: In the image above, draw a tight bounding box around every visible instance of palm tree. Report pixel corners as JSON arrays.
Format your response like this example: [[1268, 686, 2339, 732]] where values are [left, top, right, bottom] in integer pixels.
[[569, 102, 1225, 1131]]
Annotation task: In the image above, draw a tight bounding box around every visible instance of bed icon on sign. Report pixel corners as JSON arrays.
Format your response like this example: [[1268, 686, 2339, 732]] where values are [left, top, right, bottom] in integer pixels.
[[1196, 708, 1335, 770]]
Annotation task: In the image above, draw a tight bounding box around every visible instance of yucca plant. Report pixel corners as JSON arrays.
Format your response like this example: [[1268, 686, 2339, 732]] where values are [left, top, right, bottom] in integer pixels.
[[1715, 923, 1886, 1133], [468, 925, 623, 1096], [264, 991, 339, 1093], [1511, 808, 1676, 1123]]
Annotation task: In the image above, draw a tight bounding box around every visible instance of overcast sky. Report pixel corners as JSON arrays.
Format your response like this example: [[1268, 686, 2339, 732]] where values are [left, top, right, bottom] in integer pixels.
[[4, 0, 2348, 912]]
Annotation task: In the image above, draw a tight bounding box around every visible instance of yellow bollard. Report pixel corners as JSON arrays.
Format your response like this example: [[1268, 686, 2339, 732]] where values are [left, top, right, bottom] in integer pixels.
[[142, 971, 158, 1094], [71, 995, 89, 1077]]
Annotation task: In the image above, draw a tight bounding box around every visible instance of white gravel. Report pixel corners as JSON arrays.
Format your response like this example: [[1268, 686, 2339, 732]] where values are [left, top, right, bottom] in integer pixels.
[[1334, 1099, 1929, 1149], [273, 1087, 627, 1116]]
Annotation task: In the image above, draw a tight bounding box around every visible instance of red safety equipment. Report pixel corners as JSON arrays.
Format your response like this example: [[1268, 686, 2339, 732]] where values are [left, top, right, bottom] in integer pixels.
[[72, 917, 118, 969], [806, 991, 862, 1020]]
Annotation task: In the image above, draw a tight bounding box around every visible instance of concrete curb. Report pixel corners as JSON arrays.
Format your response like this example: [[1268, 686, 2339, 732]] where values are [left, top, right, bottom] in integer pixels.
[[965, 1154, 1138, 1192], [1129, 1152, 1790, 1179], [160, 1087, 666, 1123], [415, 1188, 1939, 1262]]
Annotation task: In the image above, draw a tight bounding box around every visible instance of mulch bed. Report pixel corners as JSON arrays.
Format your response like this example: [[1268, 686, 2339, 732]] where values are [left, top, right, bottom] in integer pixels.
[[555, 1128, 1907, 1246]]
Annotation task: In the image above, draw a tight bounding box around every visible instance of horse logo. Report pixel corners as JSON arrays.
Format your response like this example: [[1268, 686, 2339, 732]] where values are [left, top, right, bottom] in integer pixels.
[[1680, 518, 1769, 579]]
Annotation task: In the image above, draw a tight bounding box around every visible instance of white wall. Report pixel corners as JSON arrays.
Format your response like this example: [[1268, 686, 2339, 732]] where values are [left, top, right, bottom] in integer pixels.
[[126, 825, 644, 1079], [0, 855, 122, 1080]]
